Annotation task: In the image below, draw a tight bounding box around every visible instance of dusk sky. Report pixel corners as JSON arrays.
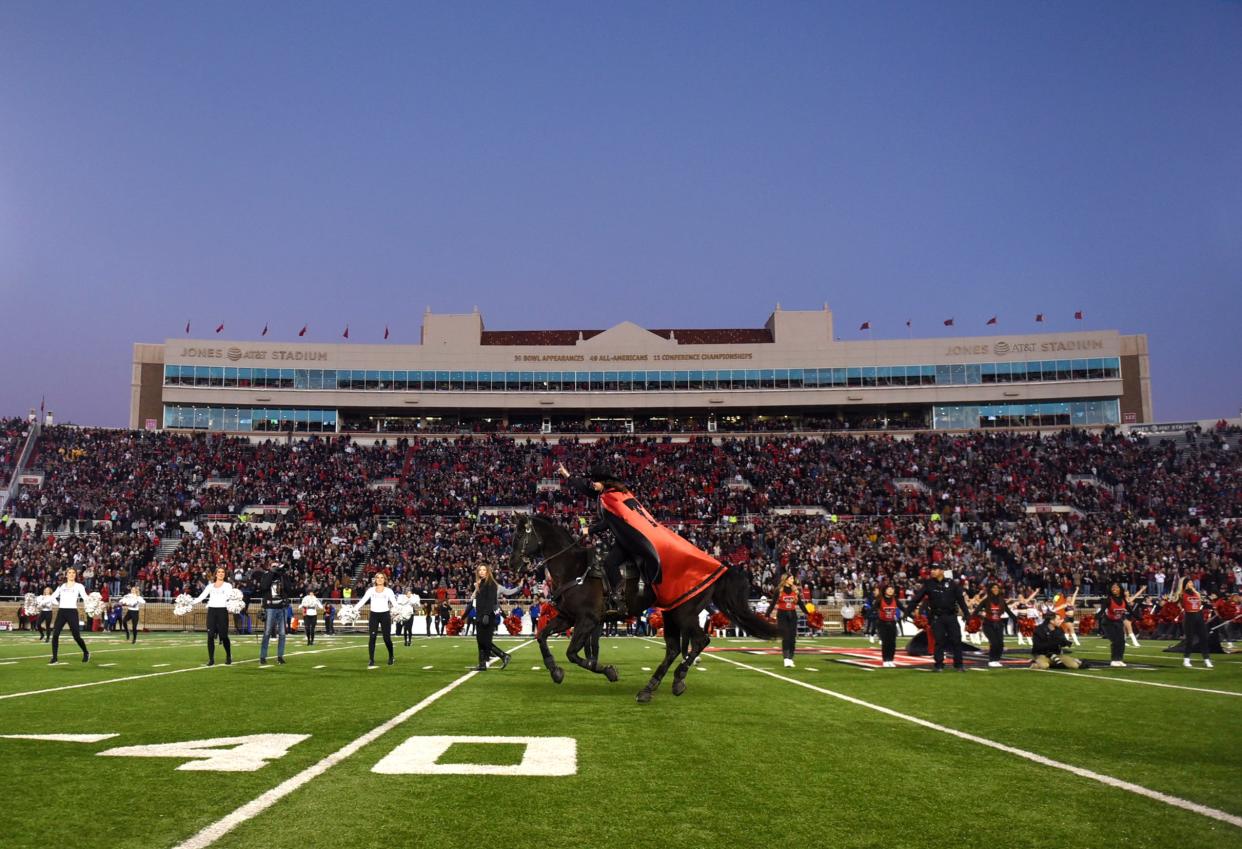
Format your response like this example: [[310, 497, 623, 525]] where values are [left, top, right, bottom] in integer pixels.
[[2, 2, 1239, 427]]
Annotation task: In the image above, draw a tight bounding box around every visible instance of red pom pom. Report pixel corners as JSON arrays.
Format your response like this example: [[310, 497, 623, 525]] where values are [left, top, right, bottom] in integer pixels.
[[708, 611, 731, 634], [648, 610, 664, 632], [965, 616, 983, 634], [1078, 614, 1097, 634], [807, 611, 825, 632], [1018, 617, 1037, 636], [504, 614, 523, 636], [536, 604, 559, 633], [846, 614, 864, 633], [1139, 613, 1157, 633], [913, 614, 929, 631], [445, 615, 464, 636], [1158, 601, 1181, 624]]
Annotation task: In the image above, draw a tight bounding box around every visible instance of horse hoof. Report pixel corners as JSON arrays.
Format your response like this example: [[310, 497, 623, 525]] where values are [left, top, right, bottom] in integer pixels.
[[636, 689, 652, 704], [604, 665, 619, 682], [672, 679, 686, 697], [551, 667, 565, 685]]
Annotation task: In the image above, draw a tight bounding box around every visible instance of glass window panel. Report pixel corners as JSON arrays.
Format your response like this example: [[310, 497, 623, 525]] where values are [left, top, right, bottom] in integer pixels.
[[787, 368, 803, 388], [861, 367, 876, 387], [847, 367, 862, 387], [934, 365, 951, 385]]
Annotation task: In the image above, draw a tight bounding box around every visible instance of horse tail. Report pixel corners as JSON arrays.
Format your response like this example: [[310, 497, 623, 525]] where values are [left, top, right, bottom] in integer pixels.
[[715, 566, 780, 639]]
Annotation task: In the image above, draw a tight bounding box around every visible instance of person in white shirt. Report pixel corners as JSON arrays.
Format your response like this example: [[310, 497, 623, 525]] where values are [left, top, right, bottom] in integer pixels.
[[49, 567, 90, 664], [300, 592, 324, 646], [397, 587, 421, 647], [354, 573, 397, 667], [192, 567, 234, 666], [35, 587, 55, 642], [121, 585, 145, 643]]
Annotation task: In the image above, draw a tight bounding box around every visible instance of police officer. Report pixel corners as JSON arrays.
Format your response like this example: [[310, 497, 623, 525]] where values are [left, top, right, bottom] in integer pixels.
[[904, 565, 970, 671]]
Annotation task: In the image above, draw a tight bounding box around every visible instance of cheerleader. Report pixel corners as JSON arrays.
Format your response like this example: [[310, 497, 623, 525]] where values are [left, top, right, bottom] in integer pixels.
[[972, 583, 1018, 668], [875, 585, 903, 667], [1120, 587, 1145, 648], [300, 592, 323, 646], [353, 573, 397, 667], [772, 574, 809, 668], [191, 567, 233, 666], [1097, 583, 1134, 667], [35, 587, 55, 642], [1052, 588, 1081, 646], [48, 568, 91, 664], [120, 586, 144, 643], [1172, 577, 1213, 668], [396, 587, 420, 647], [864, 587, 880, 645]]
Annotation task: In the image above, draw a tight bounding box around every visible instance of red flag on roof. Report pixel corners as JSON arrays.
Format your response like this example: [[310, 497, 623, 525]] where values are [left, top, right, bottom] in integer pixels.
[[986, 316, 997, 326], [1074, 310, 1084, 320], [384, 325, 390, 340], [859, 321, 871, 331], [261, 323, 268, 336], [298, 325, 307, 337], [215, 323, 225, 334], [905, 320, 911, 328], [1035, 313, 1045, 322], [185, 320, 191, 334], [943, 318, 954, 327], [342, 325, 350, 339]]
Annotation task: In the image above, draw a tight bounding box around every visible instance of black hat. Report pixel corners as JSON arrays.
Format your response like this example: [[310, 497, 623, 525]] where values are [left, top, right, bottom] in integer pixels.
[[589, 465, 621, 484]]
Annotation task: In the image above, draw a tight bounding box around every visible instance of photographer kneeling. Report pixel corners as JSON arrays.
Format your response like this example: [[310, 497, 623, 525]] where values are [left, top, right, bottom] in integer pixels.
[[1030, 611, 1082, 670]]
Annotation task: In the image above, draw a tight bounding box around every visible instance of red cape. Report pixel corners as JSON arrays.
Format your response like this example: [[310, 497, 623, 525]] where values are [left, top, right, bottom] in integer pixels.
[[601, 490, 726, 609]]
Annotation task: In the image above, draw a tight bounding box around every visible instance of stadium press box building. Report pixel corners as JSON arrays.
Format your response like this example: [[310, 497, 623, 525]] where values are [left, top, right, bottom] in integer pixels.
[[131, 307, 1152, 435]]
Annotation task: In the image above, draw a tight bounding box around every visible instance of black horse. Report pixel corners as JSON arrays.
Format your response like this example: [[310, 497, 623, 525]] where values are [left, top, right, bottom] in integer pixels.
[[509, 515, 619, 685], [511, 514, 778, 702], [634, 549, 779, 703]]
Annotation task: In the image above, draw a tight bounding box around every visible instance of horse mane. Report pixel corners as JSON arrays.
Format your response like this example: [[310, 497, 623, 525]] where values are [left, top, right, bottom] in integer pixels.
[[530, 514, 577, 549]]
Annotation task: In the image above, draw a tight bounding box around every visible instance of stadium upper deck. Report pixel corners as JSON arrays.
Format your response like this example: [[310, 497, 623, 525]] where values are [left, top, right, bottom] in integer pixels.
[[132, 307, 1151, 434]]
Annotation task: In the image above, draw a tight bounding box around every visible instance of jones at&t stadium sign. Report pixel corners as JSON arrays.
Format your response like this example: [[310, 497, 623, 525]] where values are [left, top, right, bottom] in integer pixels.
[[176, 347, 329, 362], [943, 338, 1107, 357]]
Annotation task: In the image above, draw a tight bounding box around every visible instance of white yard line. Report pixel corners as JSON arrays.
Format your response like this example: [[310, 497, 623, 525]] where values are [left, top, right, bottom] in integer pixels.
[[1040, 669, 1242, 697], [0, 640, 192, 661], [171, 640, 533, 849], [0, 644, 361, 702], [709, 651, 1242, 831]]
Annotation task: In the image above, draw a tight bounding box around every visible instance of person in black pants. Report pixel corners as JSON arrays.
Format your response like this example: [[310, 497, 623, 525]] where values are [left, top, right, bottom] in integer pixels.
[[192, 567, 234, 666], [904, 566, 970, 671], [256, 563, 289, 665], [1030, 611, 1081, 669], [49, 568, 91, 664], [973, 582, 1018, 668], [1098, 583, 1132, 667], [1174, 577, 1213, 669], [121, 585, 144, 643], [36, 587, 54, 642], [770, 574, 809, 668], [876, 585, 902, 667], [353, 573, 397, 667], [472, 565, 510, 671]]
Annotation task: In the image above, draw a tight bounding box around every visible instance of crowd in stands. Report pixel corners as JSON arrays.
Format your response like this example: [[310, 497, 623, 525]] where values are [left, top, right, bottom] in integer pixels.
[[0, 417, 29, 486], [2, 421, 1238, 609]]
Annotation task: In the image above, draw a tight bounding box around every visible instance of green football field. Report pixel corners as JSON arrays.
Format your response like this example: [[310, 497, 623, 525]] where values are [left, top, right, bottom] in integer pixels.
[[0, 629, 1238, 849]]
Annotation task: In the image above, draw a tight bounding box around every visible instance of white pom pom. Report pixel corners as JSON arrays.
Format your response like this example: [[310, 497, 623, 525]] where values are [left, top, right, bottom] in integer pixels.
[[172, 593, 196, 617], [337, 605, 359, 626], [393, 602, 414, 623], [23, 593, 38, 616], [840, 604, 856, 620], [225, 588, 245, 615], [83, 592, 106, 619]]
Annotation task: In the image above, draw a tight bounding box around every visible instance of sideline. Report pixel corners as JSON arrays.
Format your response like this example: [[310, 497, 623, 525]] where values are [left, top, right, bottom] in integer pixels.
[[171, 640, 534, 849], [709, 651, 1242, 830]]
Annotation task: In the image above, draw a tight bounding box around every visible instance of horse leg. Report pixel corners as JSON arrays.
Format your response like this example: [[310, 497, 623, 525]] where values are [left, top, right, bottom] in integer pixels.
[[539, 619, 568, 684], [637, 620, 682, 704], [589, 621, 619, 682], [672, 623, 711, 697], [565, 618, 615, 680]]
